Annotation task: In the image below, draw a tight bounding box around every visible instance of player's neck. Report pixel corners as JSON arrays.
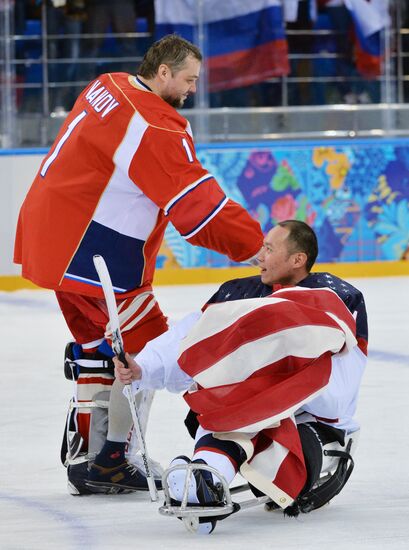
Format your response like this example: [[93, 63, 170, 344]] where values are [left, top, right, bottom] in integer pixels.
[[136, 75, 154, 93], [292, 271, 309, 285]]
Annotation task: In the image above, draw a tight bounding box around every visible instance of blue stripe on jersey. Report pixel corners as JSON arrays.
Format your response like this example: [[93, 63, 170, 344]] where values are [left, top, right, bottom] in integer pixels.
[[65, 220, 145, 292], [165, 175, 214, 216], [181, 196, 227, 239], [194, 433, 243, 466]]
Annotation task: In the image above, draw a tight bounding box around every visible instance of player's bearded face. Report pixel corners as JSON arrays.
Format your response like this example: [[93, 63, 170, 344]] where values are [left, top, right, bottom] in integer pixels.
[[162, 92, 186, 109], [161, 57, 200, 108]]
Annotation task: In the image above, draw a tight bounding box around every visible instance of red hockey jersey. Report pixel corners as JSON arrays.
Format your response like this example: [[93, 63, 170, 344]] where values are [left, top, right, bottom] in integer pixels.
[[14, 73, 263, 298]]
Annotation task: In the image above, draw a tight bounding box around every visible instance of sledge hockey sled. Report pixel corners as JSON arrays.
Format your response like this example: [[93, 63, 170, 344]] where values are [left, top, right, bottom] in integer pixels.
[[159, 462, 271, 533], [159, 435, 356, 533]]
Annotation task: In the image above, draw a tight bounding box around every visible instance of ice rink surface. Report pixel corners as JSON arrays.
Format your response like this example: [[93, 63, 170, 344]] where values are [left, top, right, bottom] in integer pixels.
[[1, 277, 409, 549]]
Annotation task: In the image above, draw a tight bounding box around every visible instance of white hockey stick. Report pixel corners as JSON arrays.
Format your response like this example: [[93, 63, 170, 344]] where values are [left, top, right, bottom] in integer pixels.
[[93, 254, 158, 502]]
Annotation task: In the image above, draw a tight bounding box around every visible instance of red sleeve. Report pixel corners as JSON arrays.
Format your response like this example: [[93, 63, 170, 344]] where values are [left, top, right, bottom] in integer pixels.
[[187, 199, 263, 262], [129, 126, 209, 207], [129, 126, 263, 262]]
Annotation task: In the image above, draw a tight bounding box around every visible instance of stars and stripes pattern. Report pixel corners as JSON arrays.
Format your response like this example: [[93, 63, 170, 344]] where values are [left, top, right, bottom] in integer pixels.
[[178, 286, 357, 506]]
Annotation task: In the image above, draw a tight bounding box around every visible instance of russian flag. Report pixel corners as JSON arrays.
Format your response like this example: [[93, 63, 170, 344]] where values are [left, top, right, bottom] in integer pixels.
[[154, 0, 289, 92], [344, 0, 389, 78]]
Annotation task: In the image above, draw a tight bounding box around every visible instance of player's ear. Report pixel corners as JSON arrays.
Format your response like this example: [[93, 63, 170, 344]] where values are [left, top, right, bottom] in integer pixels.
[[158, 63, 170, 81], [294, 252, 307, 269]]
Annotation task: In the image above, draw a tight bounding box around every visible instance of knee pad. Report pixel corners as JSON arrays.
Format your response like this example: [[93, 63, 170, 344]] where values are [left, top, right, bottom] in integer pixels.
[[64, 341, 115, 380], [61, 342, 115, 466], [61, 342, 157, 467]]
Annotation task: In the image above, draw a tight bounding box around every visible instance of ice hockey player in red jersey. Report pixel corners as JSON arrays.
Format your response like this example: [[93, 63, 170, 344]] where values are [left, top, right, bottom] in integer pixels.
[[14, 34, 263, 495]]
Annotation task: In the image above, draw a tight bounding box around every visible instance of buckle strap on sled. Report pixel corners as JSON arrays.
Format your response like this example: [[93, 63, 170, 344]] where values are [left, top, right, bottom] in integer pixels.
[[293, 439, 355, 515]]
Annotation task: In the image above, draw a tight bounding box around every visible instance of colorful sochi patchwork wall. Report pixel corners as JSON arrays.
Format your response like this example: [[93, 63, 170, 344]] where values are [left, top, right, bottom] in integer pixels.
[[158, 139, 409, 268]]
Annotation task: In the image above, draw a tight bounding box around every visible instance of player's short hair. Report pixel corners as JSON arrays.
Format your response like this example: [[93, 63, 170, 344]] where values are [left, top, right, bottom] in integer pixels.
[[278, 220, 319, 272], [138, 34, 202, 78]]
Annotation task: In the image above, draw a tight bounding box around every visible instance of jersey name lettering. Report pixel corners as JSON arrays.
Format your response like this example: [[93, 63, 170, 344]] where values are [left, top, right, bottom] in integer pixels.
[[85, 80, 120, 118]]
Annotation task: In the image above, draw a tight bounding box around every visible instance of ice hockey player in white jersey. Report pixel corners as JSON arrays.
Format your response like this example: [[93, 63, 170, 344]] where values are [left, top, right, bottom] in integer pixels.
[[114, 221, 367, 533]]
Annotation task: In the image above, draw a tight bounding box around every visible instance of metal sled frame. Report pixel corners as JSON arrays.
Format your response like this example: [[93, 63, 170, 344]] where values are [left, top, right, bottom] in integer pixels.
[[159, 462, 271, 533]]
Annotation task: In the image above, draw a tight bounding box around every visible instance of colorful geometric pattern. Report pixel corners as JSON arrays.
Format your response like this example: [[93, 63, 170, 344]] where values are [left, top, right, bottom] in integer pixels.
[[159, 140, 409, 267]]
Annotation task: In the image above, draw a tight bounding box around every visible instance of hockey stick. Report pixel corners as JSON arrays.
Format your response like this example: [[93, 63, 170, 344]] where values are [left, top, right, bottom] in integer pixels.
[[93, 254, 158, 502]]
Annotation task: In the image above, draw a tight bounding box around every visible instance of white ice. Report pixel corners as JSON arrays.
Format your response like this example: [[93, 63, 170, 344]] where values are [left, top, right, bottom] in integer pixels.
[[1, 277, 409, 549]]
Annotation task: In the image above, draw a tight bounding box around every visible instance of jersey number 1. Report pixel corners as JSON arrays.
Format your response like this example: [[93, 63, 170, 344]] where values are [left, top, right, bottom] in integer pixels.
[[40, 110, 87, 177]]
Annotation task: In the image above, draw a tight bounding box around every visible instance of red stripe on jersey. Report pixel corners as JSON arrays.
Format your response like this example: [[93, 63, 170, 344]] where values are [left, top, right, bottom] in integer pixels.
[[76, 377, 114, 386], [313, 415, 339, 423], [77, 412, 91, 449], [118, 293, 155, 333]]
